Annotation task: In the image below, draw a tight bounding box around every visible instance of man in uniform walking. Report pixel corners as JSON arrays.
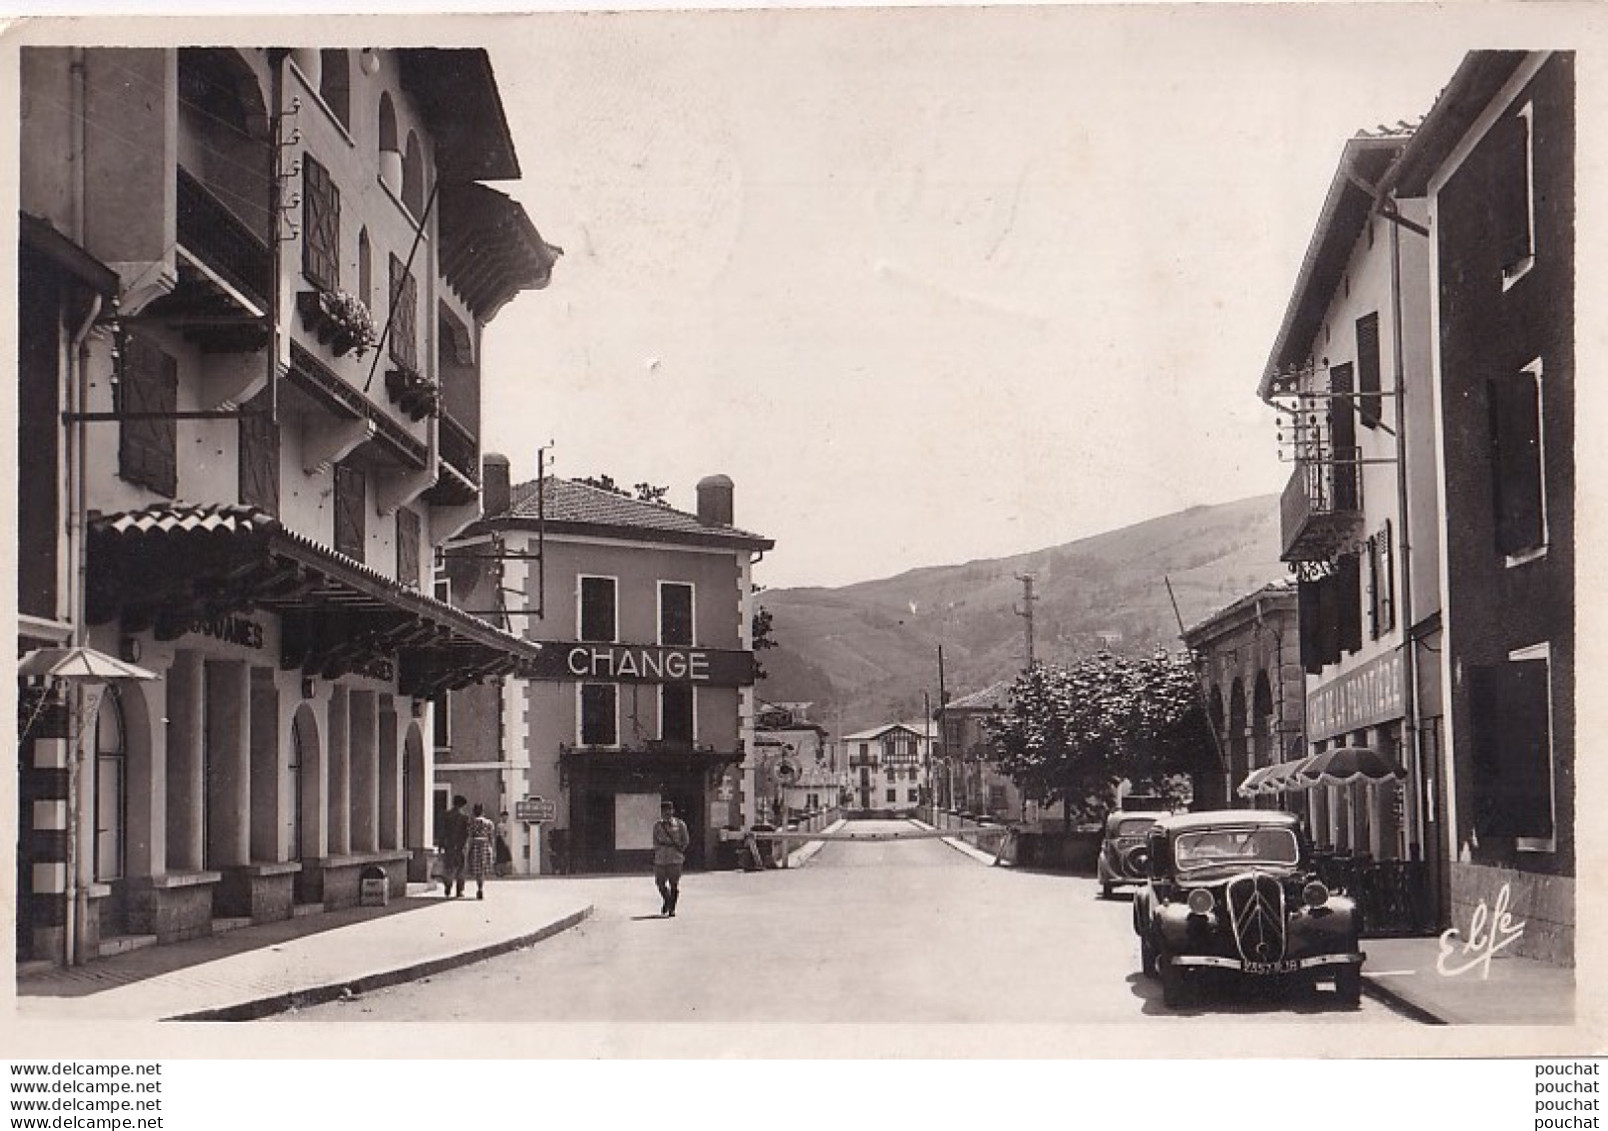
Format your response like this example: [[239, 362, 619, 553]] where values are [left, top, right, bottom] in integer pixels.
[[652, 800, 691, 917]]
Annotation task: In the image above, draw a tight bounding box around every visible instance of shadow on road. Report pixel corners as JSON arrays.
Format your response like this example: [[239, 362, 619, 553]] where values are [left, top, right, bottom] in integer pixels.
[[1126, 971, 1364, 1018]]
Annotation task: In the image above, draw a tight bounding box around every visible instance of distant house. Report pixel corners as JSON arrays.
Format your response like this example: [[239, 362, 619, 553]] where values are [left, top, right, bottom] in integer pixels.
[[938, 681, 1023, 820], [755, 700, 842, 822], [841, 722, 936, 816], [443, 464, 773, 874]]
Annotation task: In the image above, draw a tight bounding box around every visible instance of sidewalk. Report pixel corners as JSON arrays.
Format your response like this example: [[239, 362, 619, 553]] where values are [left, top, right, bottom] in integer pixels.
[[15, 880, 594, 1022], [1360, 935, 1576, 1025]]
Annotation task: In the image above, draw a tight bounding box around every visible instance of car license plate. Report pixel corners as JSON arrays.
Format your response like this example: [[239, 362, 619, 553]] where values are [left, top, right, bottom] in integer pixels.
[[1243, 960, 1300, 975]]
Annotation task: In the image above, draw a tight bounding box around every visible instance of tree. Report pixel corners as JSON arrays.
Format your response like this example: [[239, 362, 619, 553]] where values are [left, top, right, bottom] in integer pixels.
[[577, 474, 669, 504], [984, 650, 1213, 827], [751, 604, 777, 680]]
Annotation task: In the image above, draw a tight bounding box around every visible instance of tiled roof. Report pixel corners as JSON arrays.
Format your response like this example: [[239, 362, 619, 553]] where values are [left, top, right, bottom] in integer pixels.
[[840, 721, 932, 742], [498, 477, 773, 549], [946, 679, 1015, 711]]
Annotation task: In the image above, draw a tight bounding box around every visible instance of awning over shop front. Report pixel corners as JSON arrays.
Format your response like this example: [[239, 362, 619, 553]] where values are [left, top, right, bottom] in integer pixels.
[[86, 502, 542, 698], [1297, 744, 1406, 788], [1237, 756, 1317, 797]]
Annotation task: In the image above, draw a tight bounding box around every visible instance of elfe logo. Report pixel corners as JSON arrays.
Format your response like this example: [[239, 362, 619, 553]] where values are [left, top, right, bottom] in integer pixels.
[[1436, 882, 1526, 979]]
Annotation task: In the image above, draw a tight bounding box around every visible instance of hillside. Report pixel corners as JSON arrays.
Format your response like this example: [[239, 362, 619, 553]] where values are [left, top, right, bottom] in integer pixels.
[[758, 495, 1284, 733]]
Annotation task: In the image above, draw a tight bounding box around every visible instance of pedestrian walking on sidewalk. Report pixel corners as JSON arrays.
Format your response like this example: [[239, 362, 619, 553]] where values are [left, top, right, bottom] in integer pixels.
[[440, 795, 471, 898], [467, 803, 497, 900], [495, 812, 514, 877], [652, 801, 691, 917]]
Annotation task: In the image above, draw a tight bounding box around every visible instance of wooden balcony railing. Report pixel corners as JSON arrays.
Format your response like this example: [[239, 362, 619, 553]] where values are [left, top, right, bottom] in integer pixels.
[[176, 167, 271, 308]]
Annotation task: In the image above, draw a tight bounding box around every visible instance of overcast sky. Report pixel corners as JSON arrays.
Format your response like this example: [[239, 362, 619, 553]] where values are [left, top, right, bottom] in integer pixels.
[[476, 6, 1519, 590]]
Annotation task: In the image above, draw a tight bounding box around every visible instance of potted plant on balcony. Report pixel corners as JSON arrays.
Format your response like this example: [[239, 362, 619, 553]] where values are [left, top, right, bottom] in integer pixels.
[[384, 363, 441, 422], [296, 288, 379, 359]]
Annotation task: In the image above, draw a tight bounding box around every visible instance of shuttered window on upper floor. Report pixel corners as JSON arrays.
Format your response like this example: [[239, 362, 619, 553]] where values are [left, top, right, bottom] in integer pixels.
[[239, 387, 279, 514], [1355, 312, 1382, 429], [1489, 367, 1546, 559], [302, 154, 340, 291], [118, 333, 178, 498], [397, 507, 421, 588], [389, 254, 418, 370], [334, 461, 366, 562]]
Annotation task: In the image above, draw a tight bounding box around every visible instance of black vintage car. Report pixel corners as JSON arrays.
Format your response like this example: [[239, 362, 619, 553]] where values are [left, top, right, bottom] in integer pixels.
[[1131, 810, 1365, 1008], [1097, 811, 1161, 898]]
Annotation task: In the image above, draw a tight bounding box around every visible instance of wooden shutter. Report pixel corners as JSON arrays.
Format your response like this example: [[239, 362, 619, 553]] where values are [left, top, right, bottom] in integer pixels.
[[1328, 363, 1358, 511], [302, 155, 341, 290], [118, 334, 178, 497], [1355, 313, 1382, 428], [334, 462, 366, 562], [662, 684, 694, 745], [1494, 112, 1532, 272], [1377, 520, 1395, 633], [396, 507, 421, 589], [1336, 551, 1363, 656], [1470, 660, 1552, 839], [1298, 578, 1325, 674], [238, 389, 280, 514], [1489, 370, 1544, 556], [388, 255, 418, 369]]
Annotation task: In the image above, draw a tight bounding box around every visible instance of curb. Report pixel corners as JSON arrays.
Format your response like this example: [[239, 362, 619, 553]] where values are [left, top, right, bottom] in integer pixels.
[[165, 905, 594, 1022], [1360, 974, 1450, 1025]]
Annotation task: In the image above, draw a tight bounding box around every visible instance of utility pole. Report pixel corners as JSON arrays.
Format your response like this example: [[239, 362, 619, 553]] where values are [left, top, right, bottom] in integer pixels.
[[1013, 573, 1037, 667]]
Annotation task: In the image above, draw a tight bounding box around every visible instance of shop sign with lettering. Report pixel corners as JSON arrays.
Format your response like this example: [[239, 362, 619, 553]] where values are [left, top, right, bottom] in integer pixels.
[[187, 614, 265, 650], [527, 642, 757, 687], [1307, 647, 1405, 741]]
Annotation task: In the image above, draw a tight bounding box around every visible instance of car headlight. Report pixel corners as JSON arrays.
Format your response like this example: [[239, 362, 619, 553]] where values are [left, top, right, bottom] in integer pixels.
[[1302, 880, 1330, 909], [1186, 888, 1215, 916]]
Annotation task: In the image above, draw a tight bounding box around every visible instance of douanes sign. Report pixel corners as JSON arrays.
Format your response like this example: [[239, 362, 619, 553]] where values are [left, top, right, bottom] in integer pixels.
[[527, 642, 757, 687]]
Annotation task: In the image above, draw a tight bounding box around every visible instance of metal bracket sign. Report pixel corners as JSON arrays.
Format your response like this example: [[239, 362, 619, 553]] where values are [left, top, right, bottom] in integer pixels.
[[515, 796, 557, 823]]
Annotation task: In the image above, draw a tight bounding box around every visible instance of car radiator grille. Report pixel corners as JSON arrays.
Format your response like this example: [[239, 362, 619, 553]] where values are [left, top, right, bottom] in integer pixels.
[[1225, 873, 1287, 964]]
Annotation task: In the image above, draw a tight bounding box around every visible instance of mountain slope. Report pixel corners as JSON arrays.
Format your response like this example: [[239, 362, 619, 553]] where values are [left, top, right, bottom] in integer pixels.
[[758, 495, 1284, 733]]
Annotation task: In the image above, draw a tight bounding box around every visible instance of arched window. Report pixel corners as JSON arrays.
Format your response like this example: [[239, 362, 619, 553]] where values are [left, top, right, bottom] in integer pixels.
[[358, 227, 372, 309], [319, 49, 351, 130], [378, 93, 401, 191], [94, 692, 127, 882], [402, 130, 425, 217]]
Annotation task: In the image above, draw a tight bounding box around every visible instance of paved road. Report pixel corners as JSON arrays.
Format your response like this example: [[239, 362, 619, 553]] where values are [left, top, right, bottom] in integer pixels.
[[277, 820, 1414, 1024]]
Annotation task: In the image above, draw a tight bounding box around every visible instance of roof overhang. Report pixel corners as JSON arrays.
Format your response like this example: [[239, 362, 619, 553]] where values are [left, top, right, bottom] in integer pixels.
[[21, 211, 120, 296], [1380, 51, 1533, 198], [397, 48, 521, 183], [86, 503, 542, 698], [1257, 137, 1407, 401], [438, 182, 563, 322]]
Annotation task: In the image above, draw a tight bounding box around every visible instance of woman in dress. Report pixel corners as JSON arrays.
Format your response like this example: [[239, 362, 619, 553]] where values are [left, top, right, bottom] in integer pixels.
[[466, 803, 497, 899]]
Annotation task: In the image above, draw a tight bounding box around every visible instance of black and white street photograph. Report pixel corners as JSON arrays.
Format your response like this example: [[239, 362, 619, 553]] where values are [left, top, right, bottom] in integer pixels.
[[4, 4, 1600, 1070]]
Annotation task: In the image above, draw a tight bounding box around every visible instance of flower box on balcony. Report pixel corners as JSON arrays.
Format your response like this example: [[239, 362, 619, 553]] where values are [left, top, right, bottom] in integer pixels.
[[296, 289, 378, 359], [384, 364, 441, 422]]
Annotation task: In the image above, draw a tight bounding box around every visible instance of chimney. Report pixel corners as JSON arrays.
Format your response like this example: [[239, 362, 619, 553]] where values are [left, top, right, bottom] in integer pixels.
[[482, 452, 511, 517], [696, 474, 734, 527]]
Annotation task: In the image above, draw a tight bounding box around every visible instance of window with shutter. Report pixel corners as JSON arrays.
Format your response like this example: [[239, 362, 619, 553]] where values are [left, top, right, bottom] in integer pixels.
[[1496, 108, 1534, 279], [334, 462, 366, 562], [1355, 313, 1382, 428], [1489, 367, 1546, 559], [396, 507, 421, 588], [1336, 552, 1363, 656], [1377, 520, 1395, 633], [659, 582, 694, 646], [389, 254, 418, 369], [1469, 658, 1553, 842], [580, 683, 618, 746], [238, 389, 279, 514], [118, 334, 178, 497], [1328, 363, 1358, 511], [302, 155, 340, 291], [662, 684, 694, 745], [580, 576, 617, 642]]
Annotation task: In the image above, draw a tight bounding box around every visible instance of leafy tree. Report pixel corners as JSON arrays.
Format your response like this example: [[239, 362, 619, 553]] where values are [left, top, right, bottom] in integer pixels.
[[577, 474, 669, 504], [751, 604, 776, 680], [984, 650, 1212, 827]]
